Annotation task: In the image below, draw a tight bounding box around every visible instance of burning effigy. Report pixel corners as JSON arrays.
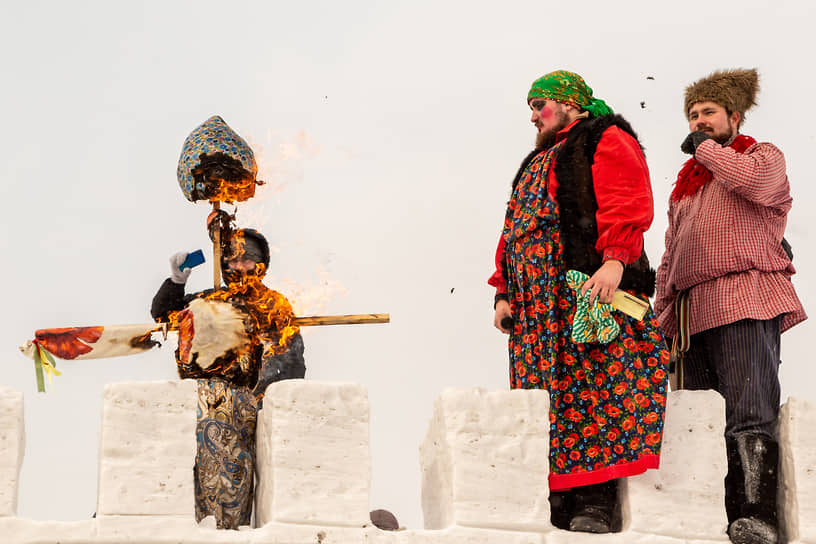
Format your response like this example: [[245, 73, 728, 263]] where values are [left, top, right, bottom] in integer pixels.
[[152, 223, 302, 528], [19, 115, 389, 530]]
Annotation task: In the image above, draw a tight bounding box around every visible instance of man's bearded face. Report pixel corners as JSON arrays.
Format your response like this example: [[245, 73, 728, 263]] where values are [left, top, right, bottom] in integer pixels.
[[530, 98, 571, 148], [688, 101, 740, 145]]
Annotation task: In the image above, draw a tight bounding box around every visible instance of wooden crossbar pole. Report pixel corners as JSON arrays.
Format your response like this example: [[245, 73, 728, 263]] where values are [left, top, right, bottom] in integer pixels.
[[291, 313, 390, 326]]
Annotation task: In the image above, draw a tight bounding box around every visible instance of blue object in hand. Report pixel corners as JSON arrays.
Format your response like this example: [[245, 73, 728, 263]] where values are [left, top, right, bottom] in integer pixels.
[[180, 249, 205, 270]]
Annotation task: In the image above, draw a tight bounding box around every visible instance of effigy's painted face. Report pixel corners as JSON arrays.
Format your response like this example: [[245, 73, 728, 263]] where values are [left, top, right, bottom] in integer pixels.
[[227, 257, 258, 273], [222, 257, 265, 286], [687, 101, 741, 144]]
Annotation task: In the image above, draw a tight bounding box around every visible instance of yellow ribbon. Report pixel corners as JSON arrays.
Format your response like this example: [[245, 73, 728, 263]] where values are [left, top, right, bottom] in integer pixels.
[[34, 343, 62, 391]]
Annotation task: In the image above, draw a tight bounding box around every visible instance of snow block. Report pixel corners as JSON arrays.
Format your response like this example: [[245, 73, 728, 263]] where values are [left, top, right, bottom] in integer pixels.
[[420, 388, 551, 532], [96, 380, 197, 516], [0, 386, 24, 517], [627, 390, 728, 540], [254, 380, 371, 527], [0, 518, 98, 544], [779, 397, 816, 543]]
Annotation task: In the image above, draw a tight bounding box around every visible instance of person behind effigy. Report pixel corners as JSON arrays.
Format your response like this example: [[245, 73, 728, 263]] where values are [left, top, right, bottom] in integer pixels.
[[488, 70, 670, 533], [654, 69, 806, 544], [151, 228, 306, 529]]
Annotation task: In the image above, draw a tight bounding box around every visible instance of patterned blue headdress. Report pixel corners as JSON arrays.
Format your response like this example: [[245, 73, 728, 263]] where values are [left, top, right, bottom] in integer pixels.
[[177, 116, 258, 203]]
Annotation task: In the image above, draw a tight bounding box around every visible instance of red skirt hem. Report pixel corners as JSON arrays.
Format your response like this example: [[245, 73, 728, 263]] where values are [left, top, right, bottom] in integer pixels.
[[548, 454, 661, 491]]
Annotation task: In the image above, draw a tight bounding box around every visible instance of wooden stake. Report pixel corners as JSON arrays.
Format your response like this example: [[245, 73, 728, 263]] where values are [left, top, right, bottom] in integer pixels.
[[212, 201, 221, 289]]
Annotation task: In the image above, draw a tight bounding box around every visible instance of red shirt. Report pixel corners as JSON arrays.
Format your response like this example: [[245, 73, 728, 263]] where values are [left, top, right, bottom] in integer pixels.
[[488, 119, 654, 294], [654, 138, 807, 336]]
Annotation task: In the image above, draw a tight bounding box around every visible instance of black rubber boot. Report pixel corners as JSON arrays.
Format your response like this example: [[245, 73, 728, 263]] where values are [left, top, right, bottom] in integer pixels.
[[725, 434, 779, 544], [568, 479, 618, 533], [548, 489, 574, 530]]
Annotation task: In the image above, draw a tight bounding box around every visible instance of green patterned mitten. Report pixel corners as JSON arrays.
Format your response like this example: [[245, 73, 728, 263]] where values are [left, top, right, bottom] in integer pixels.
[[565, 270, 621, 344]]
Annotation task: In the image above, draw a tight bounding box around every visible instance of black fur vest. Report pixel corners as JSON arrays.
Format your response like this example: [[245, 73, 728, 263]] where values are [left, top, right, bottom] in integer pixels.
[[509, 114, 656, 296]]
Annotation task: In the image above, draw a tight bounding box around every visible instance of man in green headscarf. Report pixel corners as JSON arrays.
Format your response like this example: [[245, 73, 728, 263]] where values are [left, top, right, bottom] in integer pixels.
[[488, 70, 669, 533]]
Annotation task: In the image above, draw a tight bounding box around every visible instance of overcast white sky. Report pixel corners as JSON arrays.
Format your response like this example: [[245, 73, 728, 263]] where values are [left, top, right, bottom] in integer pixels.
[[2, 0, 813, 529]]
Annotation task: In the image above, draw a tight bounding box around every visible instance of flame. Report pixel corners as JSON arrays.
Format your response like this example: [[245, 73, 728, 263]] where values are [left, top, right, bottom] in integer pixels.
[[223, 228, 247, 262], [271, 266, 348, 317], [236, 130, 321, 228], [212, 264, 299, 350], [176, 308, 195, 364], [206, 175, 258, 204], [189, 152, 261, 204], [167, 264, 299, 371], [250, 130, 320, 193]]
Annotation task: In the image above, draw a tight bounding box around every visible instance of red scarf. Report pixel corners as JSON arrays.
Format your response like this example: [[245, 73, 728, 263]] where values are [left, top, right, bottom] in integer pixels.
[[671, 134, 756, 202]]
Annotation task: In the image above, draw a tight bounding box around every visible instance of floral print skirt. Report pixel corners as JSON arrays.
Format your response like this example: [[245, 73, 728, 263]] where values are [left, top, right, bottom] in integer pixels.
[[506, 228, 670, 491]]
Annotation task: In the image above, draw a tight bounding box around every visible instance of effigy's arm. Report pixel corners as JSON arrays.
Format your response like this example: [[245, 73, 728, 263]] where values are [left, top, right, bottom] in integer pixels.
[[18, 324, 162, 393], [19, 313, 388, 392], [21, 313, 388, 361], [20, 324, 161, 362], [20, 314, 389, 361]]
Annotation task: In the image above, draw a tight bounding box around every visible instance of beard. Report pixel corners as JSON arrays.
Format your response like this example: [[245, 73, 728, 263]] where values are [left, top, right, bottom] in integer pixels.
[[698, 124, 736, 145], [535, 109, 571, 149], [712, 126, 736, 145]]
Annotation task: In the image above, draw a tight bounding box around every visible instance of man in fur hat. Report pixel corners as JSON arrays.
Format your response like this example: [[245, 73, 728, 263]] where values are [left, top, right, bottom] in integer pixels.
[[655, 69, 806, 544], [489, 70, 670, 533]]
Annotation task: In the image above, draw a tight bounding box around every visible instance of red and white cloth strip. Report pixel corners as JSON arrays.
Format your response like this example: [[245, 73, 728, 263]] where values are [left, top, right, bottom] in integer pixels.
[[20, 324, 161, 361]]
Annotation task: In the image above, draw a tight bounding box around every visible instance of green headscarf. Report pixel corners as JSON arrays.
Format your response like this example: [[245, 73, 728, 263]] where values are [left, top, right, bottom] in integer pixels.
[[527, 70, 613, 118]]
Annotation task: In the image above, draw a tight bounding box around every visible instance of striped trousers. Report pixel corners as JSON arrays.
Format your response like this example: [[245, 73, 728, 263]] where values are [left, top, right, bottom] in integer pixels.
[[682, 318, 781, 439]]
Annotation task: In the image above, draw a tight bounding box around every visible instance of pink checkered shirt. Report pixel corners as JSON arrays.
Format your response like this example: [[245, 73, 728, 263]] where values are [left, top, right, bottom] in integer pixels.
[[654, 137, 807, 337]]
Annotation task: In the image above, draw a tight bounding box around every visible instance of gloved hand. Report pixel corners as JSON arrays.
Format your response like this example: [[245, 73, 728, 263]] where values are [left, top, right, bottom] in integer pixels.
[[680, 131, 712, 155], [169, 252, 192, 284]]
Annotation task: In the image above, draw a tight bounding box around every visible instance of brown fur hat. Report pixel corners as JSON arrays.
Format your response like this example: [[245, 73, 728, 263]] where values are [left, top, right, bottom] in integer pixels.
[[684, 68, 759, 121]]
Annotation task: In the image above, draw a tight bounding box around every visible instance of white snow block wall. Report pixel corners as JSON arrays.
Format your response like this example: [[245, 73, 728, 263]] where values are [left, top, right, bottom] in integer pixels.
[[0, 386, 24, 517], [420, 388, 551, 532], [779, 396, 816, 543], [96, 380, 197, 516], [254, 380, 370, 527], [627, 390, 728, 540]]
